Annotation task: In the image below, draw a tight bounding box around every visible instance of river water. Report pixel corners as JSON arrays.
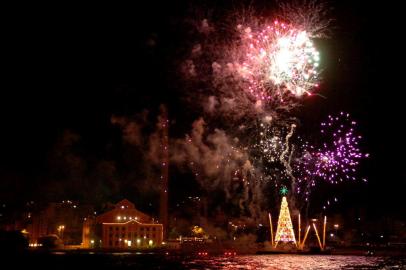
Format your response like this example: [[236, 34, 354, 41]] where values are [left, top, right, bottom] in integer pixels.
[[182, 254, 405, 269], [9, 251, 406, 269]]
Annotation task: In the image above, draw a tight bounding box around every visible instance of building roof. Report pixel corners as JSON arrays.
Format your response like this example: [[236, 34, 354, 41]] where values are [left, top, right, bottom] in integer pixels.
[[114, 199, 135, 209], [95, 199, 153, 224]]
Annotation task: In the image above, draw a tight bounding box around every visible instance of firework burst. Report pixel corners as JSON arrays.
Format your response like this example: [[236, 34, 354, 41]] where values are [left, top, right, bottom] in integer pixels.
[[292, 112, 369, 205], [314, 112, 368, 183], [238, 20, 320, 101]]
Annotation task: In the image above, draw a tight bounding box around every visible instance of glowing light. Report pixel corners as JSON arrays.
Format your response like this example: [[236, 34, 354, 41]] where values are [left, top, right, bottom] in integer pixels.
[[274, 197, 296, 246], [280, 186, 289, 195], [313, 223, 324, 250]]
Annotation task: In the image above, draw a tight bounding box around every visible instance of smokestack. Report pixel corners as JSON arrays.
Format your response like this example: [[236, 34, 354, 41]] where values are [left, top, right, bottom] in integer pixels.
[[159, 105, 169, 240]]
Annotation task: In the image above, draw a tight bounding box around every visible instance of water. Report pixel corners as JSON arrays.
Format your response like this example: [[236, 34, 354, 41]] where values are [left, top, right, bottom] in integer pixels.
[[5, 252, 406, 269], [183, 255, 405, 269]]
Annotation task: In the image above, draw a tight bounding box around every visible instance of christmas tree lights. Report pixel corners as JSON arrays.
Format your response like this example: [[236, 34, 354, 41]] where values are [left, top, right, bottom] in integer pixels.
[[274, 196, 296, 247]]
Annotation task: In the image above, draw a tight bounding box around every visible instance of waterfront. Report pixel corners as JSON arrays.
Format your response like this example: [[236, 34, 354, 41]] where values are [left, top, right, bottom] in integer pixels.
[[6, 251, 406, 269]]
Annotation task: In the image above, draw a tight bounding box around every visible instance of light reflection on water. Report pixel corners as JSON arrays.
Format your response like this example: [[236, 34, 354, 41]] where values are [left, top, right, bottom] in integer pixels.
[[14, 251, 406, 269], [183, 255, 393, 270]]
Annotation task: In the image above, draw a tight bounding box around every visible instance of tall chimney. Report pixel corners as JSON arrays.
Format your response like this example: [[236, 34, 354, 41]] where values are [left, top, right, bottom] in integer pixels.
[[159, 105, 169, 240]]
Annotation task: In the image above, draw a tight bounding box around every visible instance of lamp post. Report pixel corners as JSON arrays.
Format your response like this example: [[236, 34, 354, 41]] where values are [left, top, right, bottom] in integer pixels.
[[58, 225, 65, 241], [334, 224, 339, 245]]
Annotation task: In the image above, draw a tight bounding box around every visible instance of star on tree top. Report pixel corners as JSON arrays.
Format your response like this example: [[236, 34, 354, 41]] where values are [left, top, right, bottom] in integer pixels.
[[280, 186, 288, 196]]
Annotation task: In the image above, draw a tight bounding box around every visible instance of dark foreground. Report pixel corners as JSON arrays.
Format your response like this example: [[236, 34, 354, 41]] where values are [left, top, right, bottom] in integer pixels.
[[2, 250, 405, 269]]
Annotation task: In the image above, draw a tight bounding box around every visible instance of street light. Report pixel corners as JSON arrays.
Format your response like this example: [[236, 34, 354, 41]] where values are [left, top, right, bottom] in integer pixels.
[[333, 224, 340, 245], [334, 224, 339, 235], [57, 225, 65, 240]]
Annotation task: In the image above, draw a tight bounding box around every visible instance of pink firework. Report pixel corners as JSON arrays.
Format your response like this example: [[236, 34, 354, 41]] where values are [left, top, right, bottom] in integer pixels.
[[237, 20, 320, 102]]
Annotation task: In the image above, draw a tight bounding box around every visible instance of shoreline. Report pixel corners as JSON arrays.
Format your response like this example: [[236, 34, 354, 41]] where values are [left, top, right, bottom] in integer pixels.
[[18, 246, 406, 257]]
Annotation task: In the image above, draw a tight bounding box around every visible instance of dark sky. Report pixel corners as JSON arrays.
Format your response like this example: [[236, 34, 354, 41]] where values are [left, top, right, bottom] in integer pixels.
[[1, 1, 404, 219]]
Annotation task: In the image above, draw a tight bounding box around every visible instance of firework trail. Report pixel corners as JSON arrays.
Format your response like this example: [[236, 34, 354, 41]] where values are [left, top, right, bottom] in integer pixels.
[[251, 112, 368, 212], [279, 123, 296, 180]]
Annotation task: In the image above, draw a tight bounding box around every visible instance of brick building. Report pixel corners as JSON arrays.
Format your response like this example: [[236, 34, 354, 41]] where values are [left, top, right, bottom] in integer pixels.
[[82, 199, 163, 248]]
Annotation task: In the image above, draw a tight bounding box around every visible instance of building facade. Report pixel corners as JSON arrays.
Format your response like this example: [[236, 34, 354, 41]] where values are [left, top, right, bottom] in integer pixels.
[[82, 199, 163, 248], [27, 201, 93, 246], [102, 220, 162, 248]]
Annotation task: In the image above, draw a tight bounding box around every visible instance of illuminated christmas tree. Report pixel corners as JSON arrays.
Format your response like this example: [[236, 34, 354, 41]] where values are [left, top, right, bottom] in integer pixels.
[[274, 195, 296, 247]]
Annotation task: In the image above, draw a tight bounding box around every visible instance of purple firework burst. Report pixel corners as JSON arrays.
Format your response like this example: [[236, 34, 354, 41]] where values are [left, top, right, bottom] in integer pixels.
[[294, 112, 368, 200]]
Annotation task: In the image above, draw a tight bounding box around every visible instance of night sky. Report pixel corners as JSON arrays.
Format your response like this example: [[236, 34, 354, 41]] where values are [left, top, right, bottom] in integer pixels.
[[1, 1, 404, 220]]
